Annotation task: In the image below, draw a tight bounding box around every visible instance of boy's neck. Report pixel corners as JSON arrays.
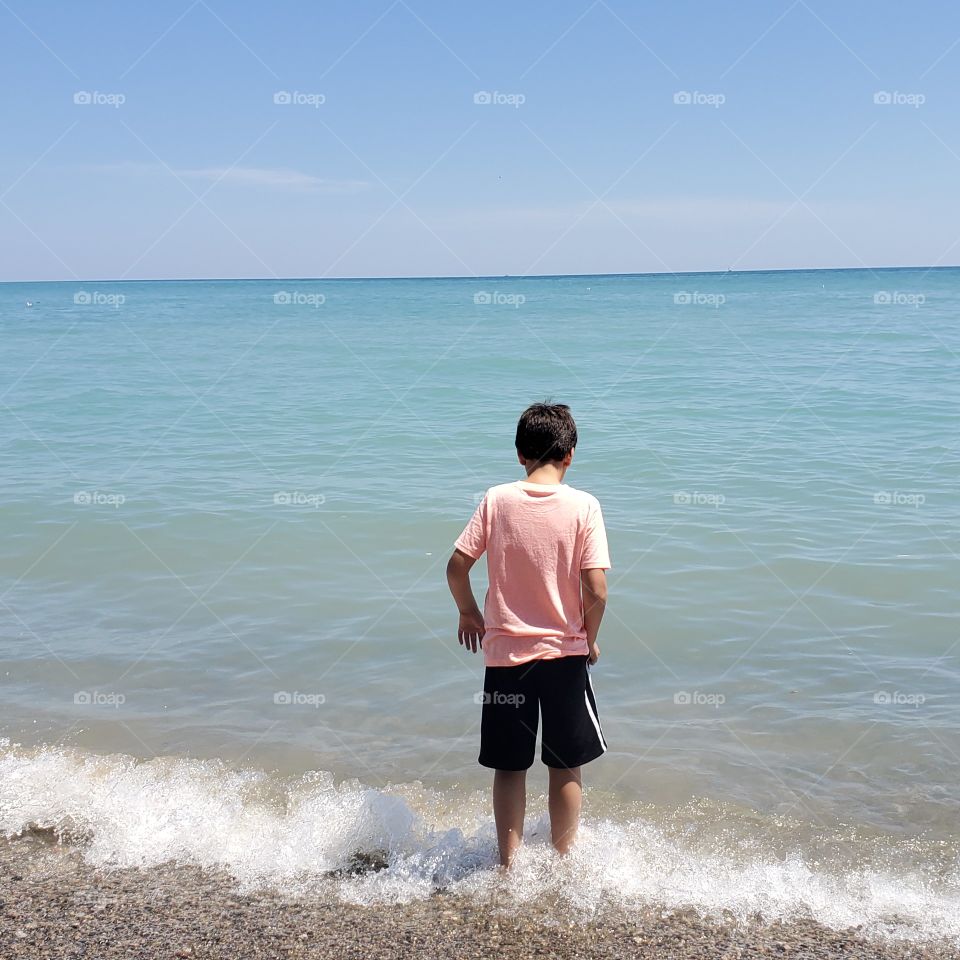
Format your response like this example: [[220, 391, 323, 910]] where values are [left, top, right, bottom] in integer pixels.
[[523, 462, 567, 485]]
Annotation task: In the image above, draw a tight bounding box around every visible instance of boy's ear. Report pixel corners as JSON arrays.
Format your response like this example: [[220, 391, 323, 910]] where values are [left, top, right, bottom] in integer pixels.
[[517, 451, 526, 465], [565, 448, 575, 465]]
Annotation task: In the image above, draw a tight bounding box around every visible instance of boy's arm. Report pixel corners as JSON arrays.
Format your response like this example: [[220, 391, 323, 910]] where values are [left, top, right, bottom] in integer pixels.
[[581, 568, 607, 665], [446, 548, 484, 654]]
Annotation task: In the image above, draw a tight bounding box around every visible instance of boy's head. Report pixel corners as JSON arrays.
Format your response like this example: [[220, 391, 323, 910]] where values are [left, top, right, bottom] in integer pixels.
[[515, 402, 578, 467]]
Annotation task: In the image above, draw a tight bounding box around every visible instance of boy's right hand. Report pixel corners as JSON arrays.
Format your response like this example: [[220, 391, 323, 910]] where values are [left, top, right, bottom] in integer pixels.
[[587, 642, 600, 665], [458, 609, 485, 654]]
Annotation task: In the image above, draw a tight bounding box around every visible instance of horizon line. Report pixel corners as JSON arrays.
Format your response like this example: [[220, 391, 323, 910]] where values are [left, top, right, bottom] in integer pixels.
[[3, 264, 959, 285]]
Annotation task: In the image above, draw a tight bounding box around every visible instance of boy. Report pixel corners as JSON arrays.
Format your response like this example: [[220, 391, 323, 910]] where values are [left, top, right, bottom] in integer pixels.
[[446, 402, 610, 867]]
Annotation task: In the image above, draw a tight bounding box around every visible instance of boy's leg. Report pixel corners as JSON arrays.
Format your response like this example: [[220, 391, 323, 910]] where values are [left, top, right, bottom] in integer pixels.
[[478, 663, 539, 867], [548, 765, 582, 854], [492, 769, 526, 867], [538, 656, 607, 855]]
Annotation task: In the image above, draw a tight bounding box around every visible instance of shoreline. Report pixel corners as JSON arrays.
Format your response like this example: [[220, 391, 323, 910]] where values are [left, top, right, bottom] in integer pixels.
[[1, 837, 953, 960]]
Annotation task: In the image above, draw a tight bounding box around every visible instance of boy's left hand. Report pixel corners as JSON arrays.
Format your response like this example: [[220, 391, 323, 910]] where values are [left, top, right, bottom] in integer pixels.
[[457, 609, 485, 653]]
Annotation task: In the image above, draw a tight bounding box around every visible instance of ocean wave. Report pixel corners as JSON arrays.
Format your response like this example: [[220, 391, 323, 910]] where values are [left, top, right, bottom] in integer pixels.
[[1, 740, 958, 946]]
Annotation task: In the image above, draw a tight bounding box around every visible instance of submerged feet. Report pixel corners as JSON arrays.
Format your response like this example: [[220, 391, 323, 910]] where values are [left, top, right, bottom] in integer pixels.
[[494, 766, 583, 867]]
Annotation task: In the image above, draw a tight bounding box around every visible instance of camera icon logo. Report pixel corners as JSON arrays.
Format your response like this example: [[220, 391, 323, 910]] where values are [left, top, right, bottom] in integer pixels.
[[473, 91, 492, 105]]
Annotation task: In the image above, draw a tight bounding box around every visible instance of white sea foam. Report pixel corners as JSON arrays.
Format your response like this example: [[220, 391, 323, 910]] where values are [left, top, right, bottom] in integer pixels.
[[1, 741, 958, 946]]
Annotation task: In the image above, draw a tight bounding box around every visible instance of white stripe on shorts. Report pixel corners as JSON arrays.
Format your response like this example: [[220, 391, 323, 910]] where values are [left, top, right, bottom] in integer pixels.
[[585, 671, 607, 752]]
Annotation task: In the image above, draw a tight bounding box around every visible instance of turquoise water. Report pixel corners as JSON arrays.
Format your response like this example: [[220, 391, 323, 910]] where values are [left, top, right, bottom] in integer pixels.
[[1, 269, 959, 939]]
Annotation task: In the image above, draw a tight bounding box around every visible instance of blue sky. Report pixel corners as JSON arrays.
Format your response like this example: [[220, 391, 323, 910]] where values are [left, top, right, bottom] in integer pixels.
[[1, 0, 959, 280]]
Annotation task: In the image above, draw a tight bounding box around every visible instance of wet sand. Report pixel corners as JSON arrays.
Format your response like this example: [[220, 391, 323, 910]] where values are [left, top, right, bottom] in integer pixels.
[[0, 836, 952, 959]]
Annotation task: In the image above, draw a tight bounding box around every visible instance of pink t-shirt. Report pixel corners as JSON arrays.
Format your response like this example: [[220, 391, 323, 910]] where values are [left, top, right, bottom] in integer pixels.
[[454, 480, 611, 666]]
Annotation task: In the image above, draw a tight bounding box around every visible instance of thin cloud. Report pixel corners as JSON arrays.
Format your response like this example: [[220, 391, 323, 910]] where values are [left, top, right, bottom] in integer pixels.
[[94, 162, 370, 194]]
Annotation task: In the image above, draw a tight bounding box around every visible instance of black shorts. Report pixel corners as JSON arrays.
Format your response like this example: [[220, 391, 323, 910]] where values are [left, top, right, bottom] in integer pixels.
[[478, 655, 607, 770]]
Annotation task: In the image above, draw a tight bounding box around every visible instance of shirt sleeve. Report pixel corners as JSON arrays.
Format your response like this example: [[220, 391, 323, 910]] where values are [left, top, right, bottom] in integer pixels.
[[581, 500, 611, 570], [454, 494, 488, 559]]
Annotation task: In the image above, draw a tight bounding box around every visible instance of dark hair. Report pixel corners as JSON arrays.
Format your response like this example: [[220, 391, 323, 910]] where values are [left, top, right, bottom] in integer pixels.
[[515, 402, 578, 463]]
